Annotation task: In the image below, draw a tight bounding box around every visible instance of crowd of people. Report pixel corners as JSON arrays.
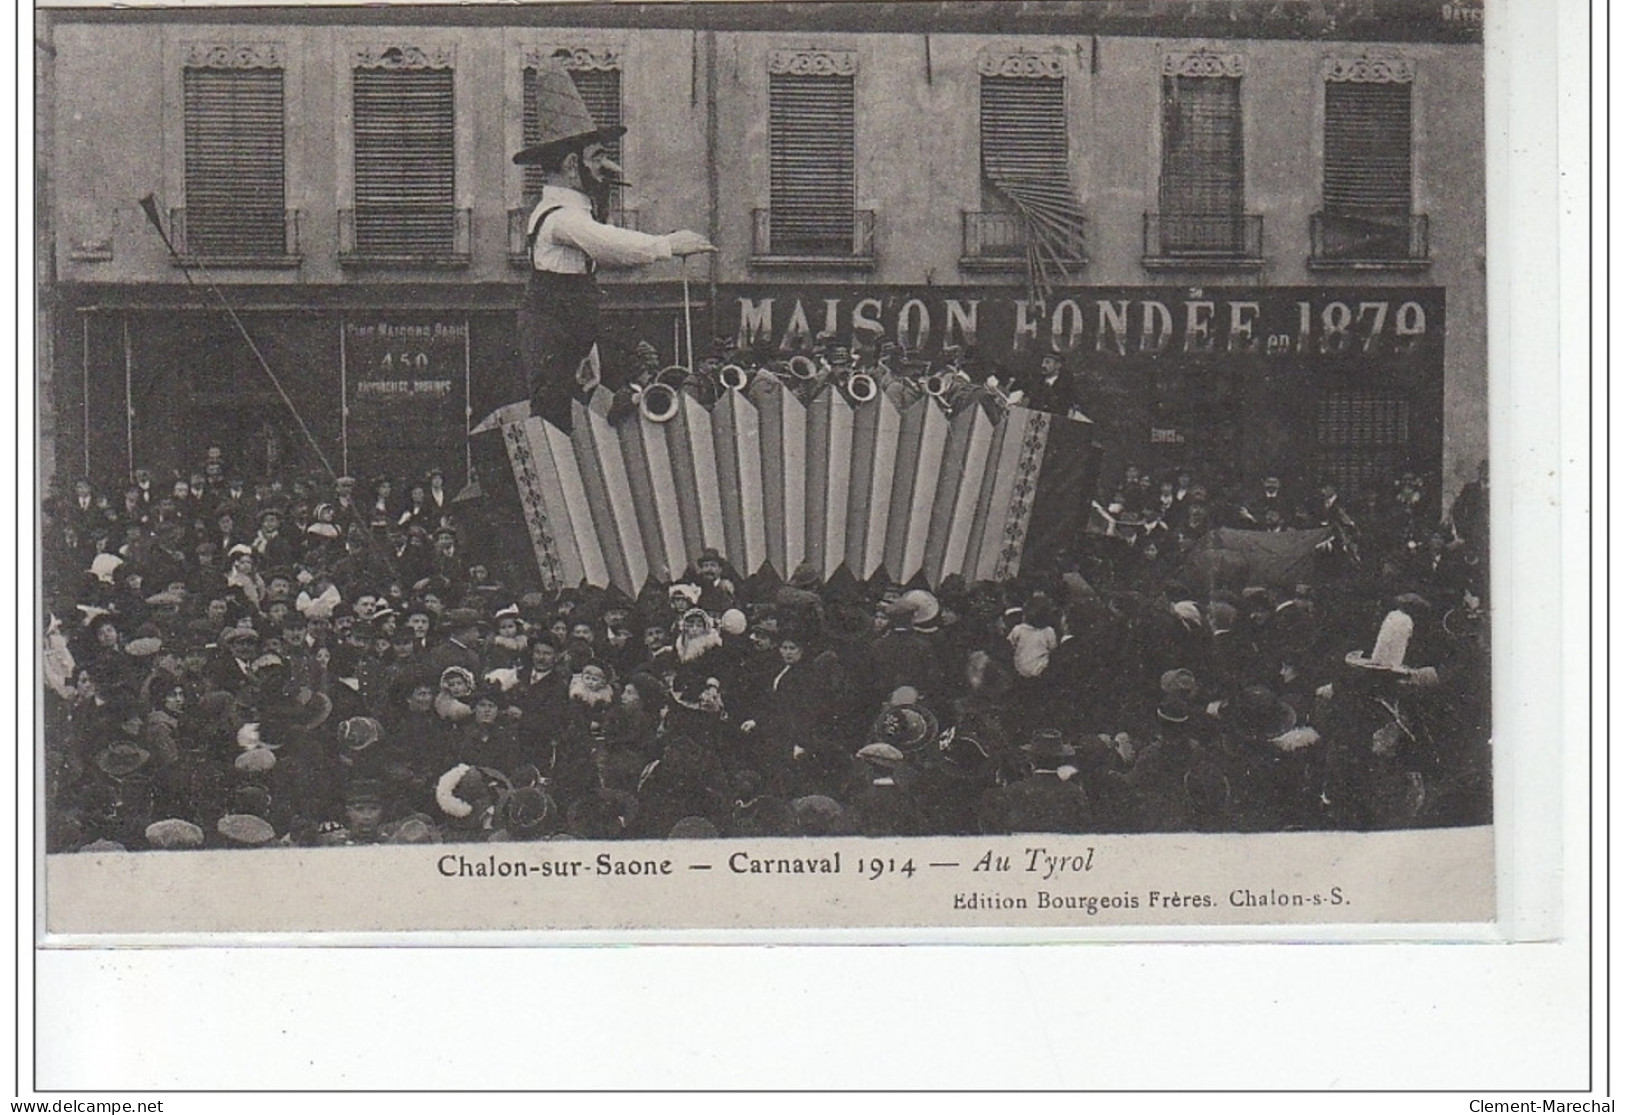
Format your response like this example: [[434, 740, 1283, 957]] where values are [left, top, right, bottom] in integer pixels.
[[39, 436, 1492, 851]]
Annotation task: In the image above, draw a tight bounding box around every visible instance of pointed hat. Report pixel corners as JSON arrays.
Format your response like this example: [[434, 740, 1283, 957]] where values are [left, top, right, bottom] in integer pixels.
[[1344, 608, 1415, 673], [513, 57, 626, 166]]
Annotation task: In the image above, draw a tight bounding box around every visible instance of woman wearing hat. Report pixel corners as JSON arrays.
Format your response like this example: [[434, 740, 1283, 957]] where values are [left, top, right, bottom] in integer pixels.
[[736, 623, 843, 798], [673, 607, 725, 668], [514, 56, 714, 431], [598, 671, 665, 795], [664, 667, 736, 770], [449, 684, 527, 779], [76, 614, 137, 692], [728, 612, 783, 724], [382, 674, 456, 816], [224, 544, 265, 611], [251, 506, 298, 570]]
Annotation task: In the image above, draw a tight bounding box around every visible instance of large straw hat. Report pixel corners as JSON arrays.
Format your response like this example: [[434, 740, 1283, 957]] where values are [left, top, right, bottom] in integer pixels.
[[512, 57, 627, 166]]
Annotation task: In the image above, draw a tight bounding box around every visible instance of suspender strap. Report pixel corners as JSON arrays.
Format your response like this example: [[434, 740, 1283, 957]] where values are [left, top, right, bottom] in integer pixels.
[[526, 205, 595, 276], [526, 206, 564, 252]]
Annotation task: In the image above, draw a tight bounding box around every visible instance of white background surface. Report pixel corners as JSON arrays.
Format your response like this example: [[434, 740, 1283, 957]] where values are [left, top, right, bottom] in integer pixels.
[[10, 0, 1604, 1103]]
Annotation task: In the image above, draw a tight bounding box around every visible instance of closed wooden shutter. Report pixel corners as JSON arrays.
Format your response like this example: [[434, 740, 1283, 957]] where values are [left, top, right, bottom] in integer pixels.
[[1324, 81, 1412, 217], [183, 67, 285, 257], [353, 67, 455, 256], [980, 76, 1067, 184], [769, 72, 854, 255], [522, 66, 622, 203], [1160, 75, 1244, 250]]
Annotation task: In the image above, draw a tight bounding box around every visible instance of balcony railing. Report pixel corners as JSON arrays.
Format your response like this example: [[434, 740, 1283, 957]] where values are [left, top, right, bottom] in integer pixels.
[[169, 207, 302, 268], [339, 207, 471, 268], [751, 208, 875, 268], [1142, 212, 1265, 269], [507, 205, 643, 267], [1309, 212, 1430, 269], [960, 210, 1087, 272]]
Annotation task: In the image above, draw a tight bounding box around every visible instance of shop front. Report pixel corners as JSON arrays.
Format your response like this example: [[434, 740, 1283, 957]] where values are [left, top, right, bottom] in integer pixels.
[[56, 282, 1443, 516], [716, 283, 1446, 505]]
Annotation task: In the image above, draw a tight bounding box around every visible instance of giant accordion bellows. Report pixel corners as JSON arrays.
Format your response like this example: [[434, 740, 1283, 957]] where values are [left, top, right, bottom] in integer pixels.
[[474, 384, 1096, 595]]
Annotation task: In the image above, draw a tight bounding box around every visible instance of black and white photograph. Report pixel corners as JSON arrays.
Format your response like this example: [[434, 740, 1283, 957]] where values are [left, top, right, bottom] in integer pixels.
[[21, 0, 1605, 1099], [35, 0, 1502, 938]]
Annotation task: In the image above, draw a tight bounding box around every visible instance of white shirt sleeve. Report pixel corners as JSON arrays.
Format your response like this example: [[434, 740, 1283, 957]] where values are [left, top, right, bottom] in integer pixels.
[[547, 207, 674, 268]]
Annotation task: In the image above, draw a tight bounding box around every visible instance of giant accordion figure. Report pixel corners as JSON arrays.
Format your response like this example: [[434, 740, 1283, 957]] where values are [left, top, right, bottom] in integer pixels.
[[473, 376, 1098, 595]]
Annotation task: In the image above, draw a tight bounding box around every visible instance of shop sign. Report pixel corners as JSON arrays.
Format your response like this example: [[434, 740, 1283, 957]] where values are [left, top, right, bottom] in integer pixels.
[[718, 286, 1443, 363]]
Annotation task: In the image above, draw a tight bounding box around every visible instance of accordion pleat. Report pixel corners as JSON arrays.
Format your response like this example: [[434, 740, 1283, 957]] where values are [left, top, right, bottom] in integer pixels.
[[491, 386, 1060, 596]]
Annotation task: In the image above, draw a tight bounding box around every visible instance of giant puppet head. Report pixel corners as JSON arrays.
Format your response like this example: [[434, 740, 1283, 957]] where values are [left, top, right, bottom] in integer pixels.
[[512, 54, 627, 221]]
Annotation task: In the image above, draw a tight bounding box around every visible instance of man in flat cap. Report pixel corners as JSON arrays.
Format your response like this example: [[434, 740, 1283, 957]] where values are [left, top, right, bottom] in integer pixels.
[[514, 55, 714, 431]]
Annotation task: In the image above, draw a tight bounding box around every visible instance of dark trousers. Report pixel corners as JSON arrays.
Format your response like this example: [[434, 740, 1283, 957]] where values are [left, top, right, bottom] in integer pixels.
[[519, 270, 601, 432]]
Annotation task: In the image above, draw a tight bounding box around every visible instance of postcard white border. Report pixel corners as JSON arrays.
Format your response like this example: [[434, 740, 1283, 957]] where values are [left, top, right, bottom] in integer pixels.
[[14, 0, 1599, 1096]]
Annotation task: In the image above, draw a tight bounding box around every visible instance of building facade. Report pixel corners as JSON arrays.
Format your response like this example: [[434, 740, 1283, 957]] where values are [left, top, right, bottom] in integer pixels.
[[38, 0, 1485, 509]]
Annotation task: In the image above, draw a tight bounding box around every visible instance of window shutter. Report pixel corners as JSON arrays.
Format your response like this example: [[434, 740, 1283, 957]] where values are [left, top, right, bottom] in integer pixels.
[[183, 67, 285, 257], [978, 73, 1085, 293], [522, 65, 622, 203], [1323, 81, 1412, 217], [980, 76, 1067, 184], [1160, 75, 1244, 222], [769, 72, 855, 254], [1158, 75, 1246, 254], [353, 67, 456, 256]]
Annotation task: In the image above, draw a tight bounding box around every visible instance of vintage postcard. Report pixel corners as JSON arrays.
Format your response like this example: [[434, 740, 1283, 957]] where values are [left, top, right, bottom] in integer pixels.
[[36, 0, 1498, 938]]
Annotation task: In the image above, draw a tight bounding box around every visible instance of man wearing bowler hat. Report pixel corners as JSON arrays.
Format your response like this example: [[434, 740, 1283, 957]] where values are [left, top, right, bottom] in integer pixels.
[[514, 54, 714, 431]]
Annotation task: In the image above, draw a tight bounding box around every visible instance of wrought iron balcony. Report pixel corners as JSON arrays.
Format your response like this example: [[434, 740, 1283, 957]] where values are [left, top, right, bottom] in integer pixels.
[[1142, 212, 1265, 269], [750, 208, 875, 268], [960, 210, 1087, 272], [507, 205, 643, 267], [1309, 212, 1430, 269], [169, 207, 302, 268], [338, 206, 471, 268]]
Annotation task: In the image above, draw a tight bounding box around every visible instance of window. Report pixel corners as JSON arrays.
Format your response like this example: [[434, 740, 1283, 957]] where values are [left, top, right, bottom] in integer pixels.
[[521, 59, 622, 206], [1151, 59, 1261, 263], [181, 53, 291, 262], [757, 50, 870, 263], [346, 47, 466, 264], [1314, 62, 1425, 264], [1148, 365, 1241, 490], [981, 74, 1068, 189], [970, 65, 1086, 277], [1315, 390, 1412, 495]]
